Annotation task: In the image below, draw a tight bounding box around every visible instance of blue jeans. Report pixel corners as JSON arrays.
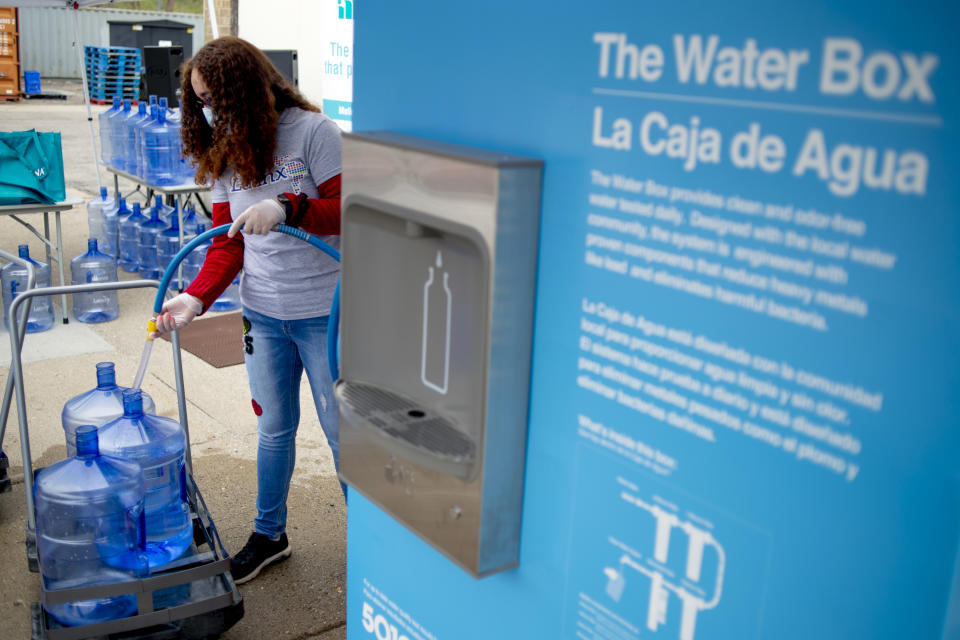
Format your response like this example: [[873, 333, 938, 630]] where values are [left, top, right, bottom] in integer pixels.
[[242, 307, 344, 539]]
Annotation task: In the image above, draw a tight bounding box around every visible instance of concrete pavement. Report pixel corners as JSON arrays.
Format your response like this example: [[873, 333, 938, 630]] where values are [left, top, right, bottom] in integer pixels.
[[0, 80, 346, 639]]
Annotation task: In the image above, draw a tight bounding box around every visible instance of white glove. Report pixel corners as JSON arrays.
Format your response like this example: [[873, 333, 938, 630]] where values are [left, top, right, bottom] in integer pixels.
[[227, 198, 285, 238], [152, 293, 203, 337]]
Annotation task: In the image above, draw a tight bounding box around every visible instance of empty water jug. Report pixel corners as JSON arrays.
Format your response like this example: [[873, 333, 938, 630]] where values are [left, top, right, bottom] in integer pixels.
[[211, 274, 241, 312], [86, 186, 114, 249], [99, 194, 125, 259], [35, 425, 147, 627], [108, 99, 132, 171], [149, 193, 175, 226], [167, 101, 193, 183], [180, 222, 207, 288], [98, 97, 122, 166], [1, 244, 54, 333], [137, 205, 169, 280], [118, 201, 147, 273], [157, 206, 183, 291], [62, 362, 156, 457], [70, 239, 119, 323], [180, 223, 240, 310], [179, 205, 200, 240], [142, 97, 178, 186], [98, 389, 192, 568], [123, 102, 149, 175], [135, 97, 159, 179]]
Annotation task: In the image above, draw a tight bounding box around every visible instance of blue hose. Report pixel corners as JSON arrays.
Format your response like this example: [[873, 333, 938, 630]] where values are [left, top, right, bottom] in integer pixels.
[[154, 223, 341, 379]]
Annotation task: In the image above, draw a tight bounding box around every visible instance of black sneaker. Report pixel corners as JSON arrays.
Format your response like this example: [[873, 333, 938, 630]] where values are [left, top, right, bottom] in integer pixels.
[[230, 532, 291, 585]]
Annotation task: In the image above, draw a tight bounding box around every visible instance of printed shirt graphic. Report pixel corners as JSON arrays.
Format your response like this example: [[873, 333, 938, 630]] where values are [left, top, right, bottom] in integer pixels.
[[211, 108, 342, 320]]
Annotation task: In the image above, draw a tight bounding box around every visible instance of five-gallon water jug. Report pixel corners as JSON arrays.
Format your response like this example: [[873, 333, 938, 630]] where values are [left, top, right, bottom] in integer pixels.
[[86, 186, 114, 249], [118, 201, 147, 273], [62, 362, 156, 457], [123, 102, 149, 175], [181, 222, 207, 288], [149, 193, 175, 226], [168, 101, 193, 183], [98, 98, 122, 166], [99, 194, 124, 259], [70, 239, 119, 324], [35, 425, 147, 627], [157, 205, 183, 291], [135, 97, 159, 179], [98, 389, 192, 569], [137, 205, 169, 280], [179, 205, 200, 240], [108, 99, 132, 171], [211, 274, 241, 312], [143, 97, 178, 186], [1, 244, 54, 333]]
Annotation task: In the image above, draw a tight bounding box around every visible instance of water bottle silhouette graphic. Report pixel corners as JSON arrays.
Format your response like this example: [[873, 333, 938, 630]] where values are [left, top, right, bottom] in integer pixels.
[[421, 251, 451, 394]]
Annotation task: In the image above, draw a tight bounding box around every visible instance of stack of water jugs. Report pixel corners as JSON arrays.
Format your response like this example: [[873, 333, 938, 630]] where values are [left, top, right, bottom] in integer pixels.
[[98, 95, 194, 186], [35, 362, 194, 626]]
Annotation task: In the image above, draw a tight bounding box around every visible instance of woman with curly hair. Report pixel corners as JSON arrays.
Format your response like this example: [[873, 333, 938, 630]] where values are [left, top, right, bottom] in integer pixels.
[[151, 36, 343, 585]]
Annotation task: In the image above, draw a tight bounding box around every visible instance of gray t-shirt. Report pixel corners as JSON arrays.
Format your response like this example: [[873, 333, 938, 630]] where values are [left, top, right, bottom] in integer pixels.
[[210, 108, 342, 320]]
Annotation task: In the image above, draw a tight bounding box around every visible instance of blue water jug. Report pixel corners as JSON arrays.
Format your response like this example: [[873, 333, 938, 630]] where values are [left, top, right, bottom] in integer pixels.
[[109, 99, 132, 171], [149, 193, 175, 226], [135, 97, 159, 179], [98, 97, 122, 166], [211, 274, 241, 312], [99, 194, 125, 259], [1, 244, 54, 333], [180, 222, 206, 288], [180, 205, 200, 240], [184, 224, 239, 310], [167, 101, 193, 183], [86, 186, 114, 250], [137, 205, 169, 280], [70, 239, 119, 324], [118, 201, 147, 273], [124, 102, 150, 177], [62, 362, 156, 458], [143, 97, 178, 186], [98, 389, 192, 569], [157, 205, 183, 292], [35, 425, 147, 627]]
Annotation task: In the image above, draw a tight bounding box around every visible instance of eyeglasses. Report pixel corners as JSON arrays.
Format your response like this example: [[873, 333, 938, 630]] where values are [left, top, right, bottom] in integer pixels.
[[195, 93, 213, 108]]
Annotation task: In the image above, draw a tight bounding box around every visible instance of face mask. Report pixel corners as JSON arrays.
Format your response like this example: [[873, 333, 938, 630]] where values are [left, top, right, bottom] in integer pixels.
[[202, 106, 215, 126]]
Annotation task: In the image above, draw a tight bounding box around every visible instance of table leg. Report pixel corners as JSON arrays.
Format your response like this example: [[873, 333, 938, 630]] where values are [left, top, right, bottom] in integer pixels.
[[176, 194, 185, 292], [55, 212, 68, 324]]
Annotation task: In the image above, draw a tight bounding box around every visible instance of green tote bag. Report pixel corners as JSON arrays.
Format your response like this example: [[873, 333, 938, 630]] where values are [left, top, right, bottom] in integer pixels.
[[0, 129, 67, 205]]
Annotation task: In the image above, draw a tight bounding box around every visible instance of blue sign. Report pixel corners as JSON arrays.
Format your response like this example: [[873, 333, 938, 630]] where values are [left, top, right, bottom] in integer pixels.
[[348, 2, 960, 638]]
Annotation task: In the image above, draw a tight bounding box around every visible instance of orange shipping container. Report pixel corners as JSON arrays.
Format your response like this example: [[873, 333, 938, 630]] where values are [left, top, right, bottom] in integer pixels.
[[0, 7, 16, 34], [0, 33, 17, 60], [0, 59, 19, 97]]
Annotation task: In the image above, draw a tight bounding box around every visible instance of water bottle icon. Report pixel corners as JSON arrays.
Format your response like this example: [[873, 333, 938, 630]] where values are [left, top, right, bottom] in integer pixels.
[[421, 251, 451, 394]]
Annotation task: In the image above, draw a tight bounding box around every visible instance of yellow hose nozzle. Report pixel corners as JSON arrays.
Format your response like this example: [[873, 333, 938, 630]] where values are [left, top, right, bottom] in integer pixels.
[[147, 319, 157, 341]]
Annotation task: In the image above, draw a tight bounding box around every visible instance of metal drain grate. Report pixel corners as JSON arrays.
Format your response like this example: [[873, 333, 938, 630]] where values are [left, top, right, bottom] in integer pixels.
[[338, 381, 476, 462]]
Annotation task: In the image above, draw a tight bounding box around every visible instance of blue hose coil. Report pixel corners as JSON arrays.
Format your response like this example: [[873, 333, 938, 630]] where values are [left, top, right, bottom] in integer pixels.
[[154, 223, 342, 379]]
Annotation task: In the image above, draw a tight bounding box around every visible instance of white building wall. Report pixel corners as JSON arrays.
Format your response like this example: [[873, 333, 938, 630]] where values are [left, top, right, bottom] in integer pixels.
[[237, 0, 353, 130]]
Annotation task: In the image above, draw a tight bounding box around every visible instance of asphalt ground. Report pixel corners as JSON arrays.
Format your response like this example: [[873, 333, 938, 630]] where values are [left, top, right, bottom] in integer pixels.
[[0, 80, 347, 640]]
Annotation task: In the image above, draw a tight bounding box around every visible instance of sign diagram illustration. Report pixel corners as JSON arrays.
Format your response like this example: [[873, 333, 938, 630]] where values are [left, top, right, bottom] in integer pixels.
[[421, 250, 452, 394], [602, 493, 725, 640]]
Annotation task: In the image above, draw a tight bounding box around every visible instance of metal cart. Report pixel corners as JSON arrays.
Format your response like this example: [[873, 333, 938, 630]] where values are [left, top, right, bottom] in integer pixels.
[[0, 260, 244, 640]]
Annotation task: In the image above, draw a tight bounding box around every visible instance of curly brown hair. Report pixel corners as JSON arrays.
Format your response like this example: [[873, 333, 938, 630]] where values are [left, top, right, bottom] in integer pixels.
[[180, 36, 321, 188]]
